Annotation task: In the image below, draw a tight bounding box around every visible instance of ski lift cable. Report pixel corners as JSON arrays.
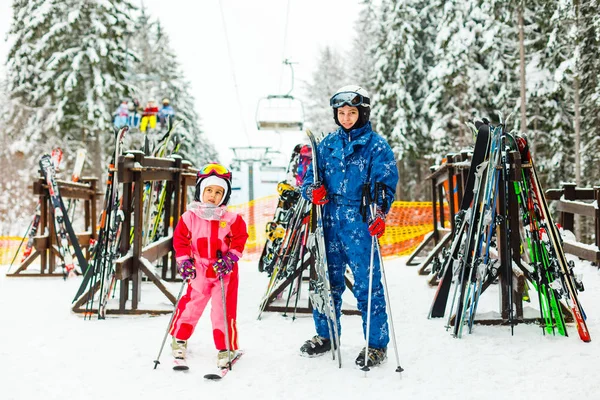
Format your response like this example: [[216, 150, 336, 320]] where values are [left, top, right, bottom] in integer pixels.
[[218, 0, 250, 145], [278, 0, 292, 95]]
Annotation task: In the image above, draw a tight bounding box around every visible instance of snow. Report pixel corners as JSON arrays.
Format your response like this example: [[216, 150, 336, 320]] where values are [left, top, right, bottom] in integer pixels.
[[2, 254, 600, 400]]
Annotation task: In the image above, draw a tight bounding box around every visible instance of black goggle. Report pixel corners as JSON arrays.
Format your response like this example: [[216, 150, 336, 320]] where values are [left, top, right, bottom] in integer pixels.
[[329, 92, 370, 108]]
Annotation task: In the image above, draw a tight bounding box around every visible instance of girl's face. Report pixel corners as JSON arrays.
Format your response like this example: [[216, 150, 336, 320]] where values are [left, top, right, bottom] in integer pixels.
[[337, 106, 359, 130], [203, 185, 225, 205]]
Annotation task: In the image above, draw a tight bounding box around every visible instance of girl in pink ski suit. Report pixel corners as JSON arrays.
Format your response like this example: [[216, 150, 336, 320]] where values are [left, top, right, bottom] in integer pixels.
[[169, 163, 248, 366]]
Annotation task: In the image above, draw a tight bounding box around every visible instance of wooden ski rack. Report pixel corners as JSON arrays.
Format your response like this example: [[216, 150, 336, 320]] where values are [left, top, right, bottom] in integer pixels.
[[7, 177, 100, 277], [72, 151, 197, 315]]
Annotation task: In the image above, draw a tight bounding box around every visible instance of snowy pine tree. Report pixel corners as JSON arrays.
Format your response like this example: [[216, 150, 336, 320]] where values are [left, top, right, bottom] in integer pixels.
[[6, 0, 138, 174], [2, 0, 137, 230], [128, 7, 217, 164], [577, 0, 600, 186], [302, 46, 346, 135], [369, 0, 437, 200], [347, 0, 378, 93]]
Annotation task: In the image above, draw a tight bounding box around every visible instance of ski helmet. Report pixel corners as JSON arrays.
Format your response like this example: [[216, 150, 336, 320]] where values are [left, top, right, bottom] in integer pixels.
[[194, 163, 232, 206], [163, 98, 170, 105], [330, 85, 371, 130]]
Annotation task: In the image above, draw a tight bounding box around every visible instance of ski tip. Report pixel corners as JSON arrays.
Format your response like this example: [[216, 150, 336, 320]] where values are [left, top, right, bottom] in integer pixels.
[[203, 373, 222, 380]]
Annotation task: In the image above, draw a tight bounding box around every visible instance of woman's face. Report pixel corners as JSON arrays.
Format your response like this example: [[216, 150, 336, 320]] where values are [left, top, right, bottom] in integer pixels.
[[337, 106, 359, 130]]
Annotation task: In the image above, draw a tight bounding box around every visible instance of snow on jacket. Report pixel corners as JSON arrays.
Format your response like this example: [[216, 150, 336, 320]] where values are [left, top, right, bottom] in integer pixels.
[[173, 202, 248, 279]]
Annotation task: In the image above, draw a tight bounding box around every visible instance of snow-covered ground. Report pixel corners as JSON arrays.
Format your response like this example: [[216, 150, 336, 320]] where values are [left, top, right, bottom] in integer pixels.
[[1, 255, 600, 400]]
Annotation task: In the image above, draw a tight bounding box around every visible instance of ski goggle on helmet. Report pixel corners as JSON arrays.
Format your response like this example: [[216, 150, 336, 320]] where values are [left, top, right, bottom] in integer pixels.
[[329, 85, 371, 109], [197, 163, 232, 181], [195, 163, 232, 205]]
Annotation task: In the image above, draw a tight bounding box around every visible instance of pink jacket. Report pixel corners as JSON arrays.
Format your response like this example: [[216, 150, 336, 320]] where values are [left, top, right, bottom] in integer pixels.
[[173, 202, 248, 279]]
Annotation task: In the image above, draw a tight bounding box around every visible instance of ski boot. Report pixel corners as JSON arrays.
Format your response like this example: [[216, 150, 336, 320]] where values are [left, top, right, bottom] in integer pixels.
[[299, 335, 334, 357], [171, 337, 188, 371], [355, 347, 387, 368], [217, 350, 236, 368]]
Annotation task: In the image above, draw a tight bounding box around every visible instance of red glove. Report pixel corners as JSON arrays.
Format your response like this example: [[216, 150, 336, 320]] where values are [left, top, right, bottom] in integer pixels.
[[308, 182, 329, 205], [368, 209, 386, 238]]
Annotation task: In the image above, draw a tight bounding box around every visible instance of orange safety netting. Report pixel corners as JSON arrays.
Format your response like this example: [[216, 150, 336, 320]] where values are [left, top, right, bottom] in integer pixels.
[[0, 199, 448, 265], [229, 196, 449, 261], [0, 236, 23, 266]]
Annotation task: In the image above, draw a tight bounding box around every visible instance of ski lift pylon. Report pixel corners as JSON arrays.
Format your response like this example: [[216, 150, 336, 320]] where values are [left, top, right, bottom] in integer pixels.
[[255, 59, 305, 131]]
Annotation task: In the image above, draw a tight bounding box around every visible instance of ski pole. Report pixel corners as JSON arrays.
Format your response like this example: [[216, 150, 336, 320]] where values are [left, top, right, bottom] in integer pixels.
[[217, 250, 233, 370], [153, 279, 188, 369], [373, 182, 404, 373], [7, 220, 33, 274], [361, 183, 376, 373]]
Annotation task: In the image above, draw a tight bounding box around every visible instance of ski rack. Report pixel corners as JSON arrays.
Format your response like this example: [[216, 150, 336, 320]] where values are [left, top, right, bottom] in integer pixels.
[[433, 149, 574, 327], [406, 151, 471, 277], [260, 249, 360, 316], [7, 177, 100, 277], [262, 205, 360, 315], [72, 152, 197, 315]]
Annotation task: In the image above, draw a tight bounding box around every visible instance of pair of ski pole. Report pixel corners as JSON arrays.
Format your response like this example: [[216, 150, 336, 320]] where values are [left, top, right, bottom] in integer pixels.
[[153, 251, 233, 370], [361, 182, 403, 374]]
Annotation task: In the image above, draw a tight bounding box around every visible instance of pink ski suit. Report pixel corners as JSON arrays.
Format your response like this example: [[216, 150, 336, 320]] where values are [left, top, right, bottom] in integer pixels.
[[170, 202, 248, 351]]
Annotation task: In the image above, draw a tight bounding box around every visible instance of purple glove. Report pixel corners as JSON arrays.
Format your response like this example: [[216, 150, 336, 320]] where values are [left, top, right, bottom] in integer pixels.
[[178, 258, 196, 280], [213, 251, 239, 278]]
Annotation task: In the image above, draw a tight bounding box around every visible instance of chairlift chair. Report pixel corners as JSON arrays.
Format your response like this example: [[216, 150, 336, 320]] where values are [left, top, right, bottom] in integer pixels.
[[255, 94, 305, 131]]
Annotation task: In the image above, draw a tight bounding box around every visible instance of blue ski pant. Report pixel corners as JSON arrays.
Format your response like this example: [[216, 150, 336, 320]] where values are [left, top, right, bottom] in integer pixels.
[[312, 203, 390, 349]]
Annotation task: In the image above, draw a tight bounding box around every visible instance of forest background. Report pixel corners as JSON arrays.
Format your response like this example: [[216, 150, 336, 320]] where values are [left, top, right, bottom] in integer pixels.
[[0, 0, 598, 241]]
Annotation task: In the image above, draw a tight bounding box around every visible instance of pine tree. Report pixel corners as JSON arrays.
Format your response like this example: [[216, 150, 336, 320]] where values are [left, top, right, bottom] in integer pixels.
[[347, 0, 378, 92], [577, 0, 600, 186], [0, 79, 32, 234], [302, 46, 347, 135], [128, 7, 217, 164], [5, 0, 137, 174], [526, 0, 576, 187], [370, 0, 438, 200]]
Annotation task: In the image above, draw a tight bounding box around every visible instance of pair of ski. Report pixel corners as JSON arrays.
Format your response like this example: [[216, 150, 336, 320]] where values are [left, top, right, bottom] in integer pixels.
[[172, 351, 244, 381], [13, 148, 86, 271], [38, 151, 89, 279], [73, 126, 129, 317]]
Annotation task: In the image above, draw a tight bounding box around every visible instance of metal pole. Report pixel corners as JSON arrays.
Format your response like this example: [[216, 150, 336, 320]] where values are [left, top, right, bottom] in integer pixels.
[[153, 280, 188, 369]]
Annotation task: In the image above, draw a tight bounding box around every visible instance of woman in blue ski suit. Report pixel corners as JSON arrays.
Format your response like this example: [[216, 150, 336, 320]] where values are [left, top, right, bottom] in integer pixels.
[[300, 85, 398, 368]]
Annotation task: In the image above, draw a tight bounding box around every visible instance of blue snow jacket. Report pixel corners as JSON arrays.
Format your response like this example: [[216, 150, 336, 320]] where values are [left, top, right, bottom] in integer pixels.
[[302, 122, 398, 213]]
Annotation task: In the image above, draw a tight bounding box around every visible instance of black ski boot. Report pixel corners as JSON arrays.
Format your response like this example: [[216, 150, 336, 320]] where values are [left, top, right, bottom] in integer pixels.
[[355, 347, 387, 367], [299, 335, 333, 357]]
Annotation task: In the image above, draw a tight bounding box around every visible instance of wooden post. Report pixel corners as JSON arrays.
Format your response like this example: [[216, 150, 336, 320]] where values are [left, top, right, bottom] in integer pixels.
[[447, 154, 456, 233], [40, 194, 48, 274], [561, 183, 576, 232], [431, 166, 439, 242], [595, 187, 600, 261], [132, 151, 145, 310]]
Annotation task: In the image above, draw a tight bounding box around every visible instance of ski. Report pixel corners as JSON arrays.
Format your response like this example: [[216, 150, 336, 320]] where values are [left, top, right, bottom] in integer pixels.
[[20, 148, 63, 263], [73, 126, 128, 305], [39, 154, 81, 278], [429, 120, 491, 318], [305, 128, 342, 367], [203, 351, 244, 380], [173, 358, 189, 371]]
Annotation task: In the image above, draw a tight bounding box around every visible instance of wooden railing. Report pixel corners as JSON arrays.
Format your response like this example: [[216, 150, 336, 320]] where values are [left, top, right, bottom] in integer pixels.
[[545, 183, 600, 264]]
